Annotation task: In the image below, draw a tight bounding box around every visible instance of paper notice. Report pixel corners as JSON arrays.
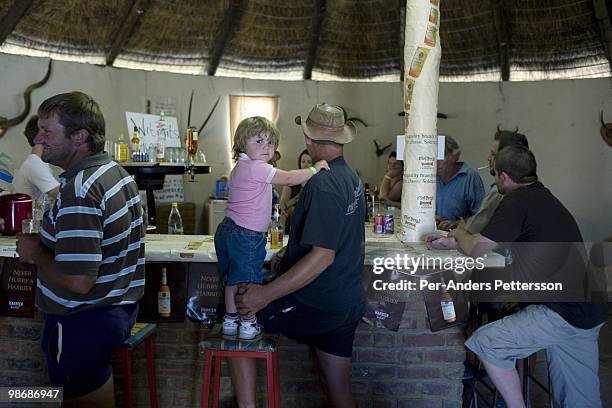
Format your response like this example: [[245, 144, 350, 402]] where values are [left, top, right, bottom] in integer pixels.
[[429, 7, 439, 25], [424, 24, 438, 47], [408, 47, 430, 78]]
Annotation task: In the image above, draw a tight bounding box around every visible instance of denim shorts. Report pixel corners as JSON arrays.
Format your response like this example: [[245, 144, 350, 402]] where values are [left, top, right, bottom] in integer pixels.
[[214, 217, 267, 286], [41, 303, 138, 399]]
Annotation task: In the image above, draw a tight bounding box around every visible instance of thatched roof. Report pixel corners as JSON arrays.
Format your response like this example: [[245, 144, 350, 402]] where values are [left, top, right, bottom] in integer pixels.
[[1, 0, 611, 81]]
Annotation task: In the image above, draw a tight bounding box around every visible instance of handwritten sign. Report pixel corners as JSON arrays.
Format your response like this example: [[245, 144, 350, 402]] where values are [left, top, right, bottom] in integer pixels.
[[126, 112, 184, 204], [125, 112, 181, 150]]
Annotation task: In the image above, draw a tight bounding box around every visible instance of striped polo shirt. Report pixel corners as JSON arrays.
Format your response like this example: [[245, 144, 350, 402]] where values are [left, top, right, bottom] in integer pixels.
[[38, 153, 145, 315]]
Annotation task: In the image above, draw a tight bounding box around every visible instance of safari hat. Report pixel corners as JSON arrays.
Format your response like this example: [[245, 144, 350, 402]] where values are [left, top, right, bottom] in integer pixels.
[[295, 103, 356, 144]]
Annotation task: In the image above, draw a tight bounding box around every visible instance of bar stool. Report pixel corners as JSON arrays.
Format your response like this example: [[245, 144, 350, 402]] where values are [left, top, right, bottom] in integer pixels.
[[116, 322, 159, 408], [521, 353, 553, 408], [200, 334, 280, 408], [467, 352, 553, 408]]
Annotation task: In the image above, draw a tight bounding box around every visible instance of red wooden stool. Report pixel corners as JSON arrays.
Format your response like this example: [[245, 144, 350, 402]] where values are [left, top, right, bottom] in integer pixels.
[[117, 322, 158, 408], [200, 335, 280, 408]]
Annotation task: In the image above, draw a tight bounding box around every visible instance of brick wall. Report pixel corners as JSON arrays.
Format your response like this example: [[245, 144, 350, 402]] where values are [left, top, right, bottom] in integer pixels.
[[0, 289, 466, 407]]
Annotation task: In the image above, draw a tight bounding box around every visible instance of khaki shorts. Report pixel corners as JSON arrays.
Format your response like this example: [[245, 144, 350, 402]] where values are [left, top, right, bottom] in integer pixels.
[[466, 304, 604, 408]]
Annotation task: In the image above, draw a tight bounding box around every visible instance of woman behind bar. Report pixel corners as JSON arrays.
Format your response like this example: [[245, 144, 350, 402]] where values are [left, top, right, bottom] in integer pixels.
[[278, 149, 312, 233]]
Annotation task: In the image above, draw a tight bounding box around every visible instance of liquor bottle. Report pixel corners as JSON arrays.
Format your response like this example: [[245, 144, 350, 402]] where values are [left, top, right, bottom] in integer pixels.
[[131, 126, 140, 161], [187, 127, 199, 163], [156, 138, 165, 162], [167, 202, 184, 235], [370, 187, 379, 222], [116, 133, 128, 162], [364, 185, 372, 222], [158, 267, 171, 317], [440, 277, 456, 323], [270, 204, 284, 249]]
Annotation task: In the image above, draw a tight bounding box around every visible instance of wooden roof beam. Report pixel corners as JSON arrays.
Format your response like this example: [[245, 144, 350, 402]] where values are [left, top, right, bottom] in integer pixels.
[[491, 0, 510, 81], [106, 0, 153, 66], [593, 0, 612, 72], [304, 0, 326, 80], [0, 0, 34, 46], [207, 0, 244, 76]]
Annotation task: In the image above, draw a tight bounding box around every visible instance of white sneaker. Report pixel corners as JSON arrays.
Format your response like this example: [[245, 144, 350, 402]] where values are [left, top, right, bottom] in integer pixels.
[[222, 318, 238, 336], [238, 322, 262, 340]]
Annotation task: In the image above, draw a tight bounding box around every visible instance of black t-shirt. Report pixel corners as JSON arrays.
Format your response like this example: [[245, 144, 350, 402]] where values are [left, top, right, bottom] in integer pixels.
[[481, 182, 607, 329], [280, 156, 366, 311]]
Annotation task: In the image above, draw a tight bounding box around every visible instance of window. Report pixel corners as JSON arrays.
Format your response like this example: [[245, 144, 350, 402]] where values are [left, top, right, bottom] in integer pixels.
[[229, 95, 279, 150]]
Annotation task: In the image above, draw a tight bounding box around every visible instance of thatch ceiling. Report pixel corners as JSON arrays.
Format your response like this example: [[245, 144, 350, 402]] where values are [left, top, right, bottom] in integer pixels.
[[1, 0, 611, 81]]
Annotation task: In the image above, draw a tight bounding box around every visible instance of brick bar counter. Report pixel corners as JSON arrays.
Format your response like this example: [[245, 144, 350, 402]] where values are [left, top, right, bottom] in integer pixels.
[[0, 233, 503, 407]]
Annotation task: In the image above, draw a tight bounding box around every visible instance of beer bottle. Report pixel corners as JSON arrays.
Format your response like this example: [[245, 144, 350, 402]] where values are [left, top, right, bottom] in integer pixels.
[[158, 267, 171, 317], [116, 133, 128, 162], [131, 126, 140, 161], [440, 277, 456, 323], [270, 204, 284, 249]]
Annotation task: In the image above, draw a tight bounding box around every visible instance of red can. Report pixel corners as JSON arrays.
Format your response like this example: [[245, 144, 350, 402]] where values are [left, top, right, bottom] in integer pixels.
[[373, 214, 384, 234]]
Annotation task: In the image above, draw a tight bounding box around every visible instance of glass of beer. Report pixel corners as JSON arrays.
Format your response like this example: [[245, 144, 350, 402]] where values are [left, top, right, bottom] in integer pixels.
[[21, 218, 40, 234]]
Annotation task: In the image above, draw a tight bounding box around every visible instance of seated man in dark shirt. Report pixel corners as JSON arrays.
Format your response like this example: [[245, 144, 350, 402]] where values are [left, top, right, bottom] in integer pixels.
[[428, 145, 607, 407]]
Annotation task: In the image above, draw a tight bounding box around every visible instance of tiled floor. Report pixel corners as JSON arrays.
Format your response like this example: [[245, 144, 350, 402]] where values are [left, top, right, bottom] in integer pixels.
[[464, 309, 612, 407]]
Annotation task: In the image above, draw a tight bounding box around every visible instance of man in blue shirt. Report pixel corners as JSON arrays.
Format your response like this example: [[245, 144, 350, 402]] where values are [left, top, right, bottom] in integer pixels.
[[436, 135, 484, 224]]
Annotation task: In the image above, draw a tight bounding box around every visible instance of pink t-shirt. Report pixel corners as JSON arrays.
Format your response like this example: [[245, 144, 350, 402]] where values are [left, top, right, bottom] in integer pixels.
[[225, 153, 277, 232]]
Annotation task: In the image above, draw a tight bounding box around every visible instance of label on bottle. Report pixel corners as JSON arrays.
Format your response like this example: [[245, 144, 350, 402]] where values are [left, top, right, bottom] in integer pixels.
[[270, 229, 283, 249], [117, 143, 128, 162], [441, 299, 456, 322], [158, 291, 171, 316], [168, 225, 184, 235]]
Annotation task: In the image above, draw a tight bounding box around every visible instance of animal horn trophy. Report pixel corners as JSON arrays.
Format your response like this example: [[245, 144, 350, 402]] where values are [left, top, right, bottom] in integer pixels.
[[0, 60, 53, 137], [600, 112, 612, 147]]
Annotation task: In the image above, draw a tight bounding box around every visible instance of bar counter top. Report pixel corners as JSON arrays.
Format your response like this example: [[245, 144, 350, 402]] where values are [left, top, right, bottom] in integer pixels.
[[0, 225, 504, 268]]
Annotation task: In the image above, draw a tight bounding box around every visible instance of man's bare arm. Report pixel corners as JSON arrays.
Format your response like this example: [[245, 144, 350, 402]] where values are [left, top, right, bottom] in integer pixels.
[[18, 235, 96, 294], [449, 227, 498, 257], [236, 246, 334, 314]]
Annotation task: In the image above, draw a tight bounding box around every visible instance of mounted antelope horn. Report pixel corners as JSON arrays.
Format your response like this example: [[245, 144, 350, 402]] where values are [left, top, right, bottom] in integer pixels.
[[0, 59, 53, 137], [197, 96, 221, 135], [600, 111, 612, 147]]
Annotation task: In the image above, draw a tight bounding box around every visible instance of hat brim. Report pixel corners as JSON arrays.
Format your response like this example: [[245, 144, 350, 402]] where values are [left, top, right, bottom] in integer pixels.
[[295, 115, 356, 144]]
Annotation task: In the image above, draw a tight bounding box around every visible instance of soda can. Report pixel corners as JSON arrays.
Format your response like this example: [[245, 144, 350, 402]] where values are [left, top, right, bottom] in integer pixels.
[[374, 214, 384, 234], [383, 214, 394, 234]]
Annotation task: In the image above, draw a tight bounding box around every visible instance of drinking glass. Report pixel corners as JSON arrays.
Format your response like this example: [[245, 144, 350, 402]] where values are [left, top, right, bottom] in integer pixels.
[[22, 218, 39, 234]]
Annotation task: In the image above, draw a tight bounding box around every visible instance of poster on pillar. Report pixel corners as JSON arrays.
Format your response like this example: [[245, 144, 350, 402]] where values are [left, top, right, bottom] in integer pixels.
[[401, 0, 441, 242]]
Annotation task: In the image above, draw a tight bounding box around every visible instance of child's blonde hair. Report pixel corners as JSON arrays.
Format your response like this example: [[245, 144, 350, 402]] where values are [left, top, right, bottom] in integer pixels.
[[233, 117, 280, 161]]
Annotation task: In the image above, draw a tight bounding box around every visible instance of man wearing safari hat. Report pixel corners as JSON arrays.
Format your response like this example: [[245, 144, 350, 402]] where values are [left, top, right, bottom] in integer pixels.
[[236, 103, 366, 407]]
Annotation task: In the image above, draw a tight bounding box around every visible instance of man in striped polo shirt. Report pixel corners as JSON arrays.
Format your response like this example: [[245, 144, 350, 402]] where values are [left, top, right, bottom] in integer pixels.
[[17, 91, 145, 406]]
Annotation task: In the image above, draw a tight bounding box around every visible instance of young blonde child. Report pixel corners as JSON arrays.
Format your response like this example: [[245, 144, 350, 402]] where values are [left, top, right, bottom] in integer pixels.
[[214, 117, 329, 339]]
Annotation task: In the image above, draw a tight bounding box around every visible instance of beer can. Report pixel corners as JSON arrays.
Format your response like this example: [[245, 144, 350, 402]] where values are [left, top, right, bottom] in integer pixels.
[[374, 214, 384, 234], [383, 214, 394, 234]]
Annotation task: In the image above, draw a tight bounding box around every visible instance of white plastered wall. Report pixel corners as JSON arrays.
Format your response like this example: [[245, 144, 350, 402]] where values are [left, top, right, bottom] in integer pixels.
[[1, 53, 610, 240]]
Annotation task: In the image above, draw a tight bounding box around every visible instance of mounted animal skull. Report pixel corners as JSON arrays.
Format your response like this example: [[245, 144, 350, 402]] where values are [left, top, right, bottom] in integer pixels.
[[600, 112, 612, 147], [0, 60, 52, 138], [495, 124, 519, 138]]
